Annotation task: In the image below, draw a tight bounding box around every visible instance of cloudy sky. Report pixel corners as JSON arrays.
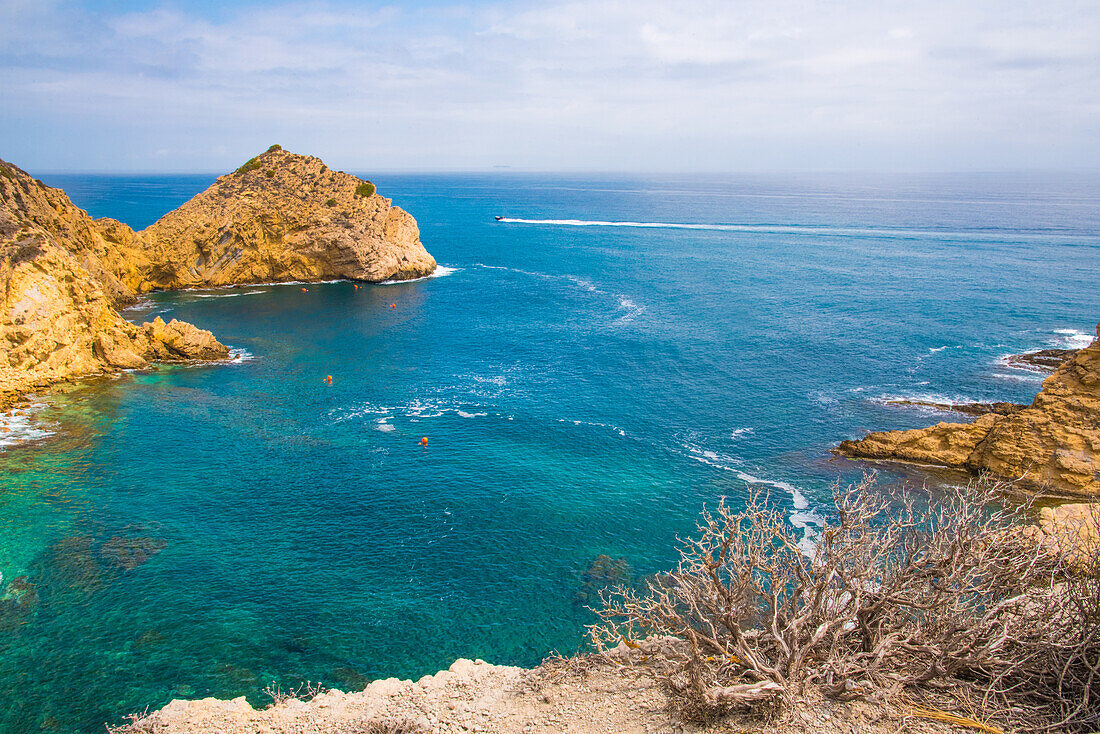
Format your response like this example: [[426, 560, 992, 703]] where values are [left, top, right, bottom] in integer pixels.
[[1, 0, 1098, 172]]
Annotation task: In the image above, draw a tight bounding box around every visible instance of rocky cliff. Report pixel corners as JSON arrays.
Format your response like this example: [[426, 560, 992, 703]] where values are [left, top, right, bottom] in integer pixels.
[[1, 147, 436, 408], [836, 324, 1100, 496], [140, 146, 436, 288], [0, 159, 227, 408]]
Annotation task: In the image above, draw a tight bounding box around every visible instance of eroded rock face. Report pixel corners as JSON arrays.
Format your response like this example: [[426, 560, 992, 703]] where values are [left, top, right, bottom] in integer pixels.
[[971, 333, 1100, 494], [836, 324, 1100, 496], [0, 158, 228, 406], [141, 147, 436, 288], [139, 317, 229, 362], [1, 147, 434, 408], [835, 414, 1000, 468], [1006, 348, 1078, 372]]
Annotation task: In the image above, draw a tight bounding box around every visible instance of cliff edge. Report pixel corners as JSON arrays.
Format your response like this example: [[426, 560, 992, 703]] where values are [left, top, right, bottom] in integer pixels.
[[112, 655, 958, 734], [836, 323, 1100, 496]]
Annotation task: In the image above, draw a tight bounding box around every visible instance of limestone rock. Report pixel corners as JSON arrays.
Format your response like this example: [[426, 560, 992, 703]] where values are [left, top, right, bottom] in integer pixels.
[[971, 334, 1100, 494], [836, 414, 1000, 468], [140, 147, 436, 288], [836, 323, 1100, 496], [2, 147, 433, 407], [139, 317, 229, 362], [0, 157, 227, 405]]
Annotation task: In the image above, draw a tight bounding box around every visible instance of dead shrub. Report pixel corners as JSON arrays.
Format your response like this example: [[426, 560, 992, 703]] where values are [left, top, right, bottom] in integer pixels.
[[350, 718, 430, 734], [589, 476, 1100, 731], [263, 679, 327, 705]]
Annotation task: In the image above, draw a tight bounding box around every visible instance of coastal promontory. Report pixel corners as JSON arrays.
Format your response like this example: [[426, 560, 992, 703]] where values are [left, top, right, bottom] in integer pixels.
[[140, 146, 436, 288], [0, 148, 436, 408], [836, 323, 1100, 496]]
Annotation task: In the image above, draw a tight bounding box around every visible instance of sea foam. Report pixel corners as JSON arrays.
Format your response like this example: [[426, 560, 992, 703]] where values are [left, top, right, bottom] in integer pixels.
[[378, 265, 459, 285], [0, 402, 55, 450]]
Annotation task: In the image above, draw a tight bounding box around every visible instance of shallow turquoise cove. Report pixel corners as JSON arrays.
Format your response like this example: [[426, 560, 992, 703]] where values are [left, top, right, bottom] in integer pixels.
[[2, 171, 1098, 732]]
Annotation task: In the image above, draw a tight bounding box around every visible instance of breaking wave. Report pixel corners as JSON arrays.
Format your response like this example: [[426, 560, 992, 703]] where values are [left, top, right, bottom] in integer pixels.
[[0, 401, 55, 450], [378, 265, 460, 285]]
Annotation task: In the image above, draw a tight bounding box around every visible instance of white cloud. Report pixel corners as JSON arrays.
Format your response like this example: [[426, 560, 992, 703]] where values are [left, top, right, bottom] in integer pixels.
[[1, 0, 1097, 171]]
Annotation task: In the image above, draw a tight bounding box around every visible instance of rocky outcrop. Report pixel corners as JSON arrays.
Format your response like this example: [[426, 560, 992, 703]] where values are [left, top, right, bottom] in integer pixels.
[[140, 146, 436, 288], [836, 414, 1000, 468], [0, 231, 230, 407], [1006, 348, 1078, 372], [882, 399, 1025, 416], [1, 147, 434, 408], [836, 324, 1100, 496]]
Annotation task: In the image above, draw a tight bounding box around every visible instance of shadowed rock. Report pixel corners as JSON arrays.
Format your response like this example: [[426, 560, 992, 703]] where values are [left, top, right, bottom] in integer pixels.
[[882, 400, 1026, 416], [1006, 348, 1078, 372], [99, 535, 167, 571], [575, 554, 632, 605]]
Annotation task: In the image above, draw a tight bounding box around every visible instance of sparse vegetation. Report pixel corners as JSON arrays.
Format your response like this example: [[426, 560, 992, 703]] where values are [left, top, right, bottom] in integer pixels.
[[0, 164, 14, 180], [266, 144, 282, 153], [265, 169, 274, 178], [235, 157, 262, 175], [590, 477, 1100, 731], [353, 719, 430, 734], [263, 680, 327, 705], [355, 181, 376, 198], [325, 198, 337, 207]]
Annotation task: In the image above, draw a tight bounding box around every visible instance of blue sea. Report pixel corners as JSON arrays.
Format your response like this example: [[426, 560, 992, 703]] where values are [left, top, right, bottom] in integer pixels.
[[1, 170, 1098, 733]]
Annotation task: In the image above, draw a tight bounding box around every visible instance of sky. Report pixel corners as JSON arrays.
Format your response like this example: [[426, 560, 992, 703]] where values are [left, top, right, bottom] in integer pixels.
[[1, 0, 1098, 172]]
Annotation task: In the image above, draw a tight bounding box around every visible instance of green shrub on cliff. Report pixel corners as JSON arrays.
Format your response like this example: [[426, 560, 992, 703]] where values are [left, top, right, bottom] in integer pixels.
[[265, 170, 275, 178], [235, 157, 262, 175], [355, 181, 376, 198], [325, 198, 337, 207], [266, 144, 282, 153]]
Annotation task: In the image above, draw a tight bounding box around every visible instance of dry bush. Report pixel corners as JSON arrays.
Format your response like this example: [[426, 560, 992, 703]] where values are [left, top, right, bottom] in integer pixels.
[[348, 718, 430, 734], [589, 476, 1100, 731], [105, 709, 165, 734], [263, 679, 327, 705]]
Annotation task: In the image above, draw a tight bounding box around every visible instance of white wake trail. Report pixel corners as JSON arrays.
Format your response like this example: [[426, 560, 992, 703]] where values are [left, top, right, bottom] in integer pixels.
[[495, 218, 1089, 242]]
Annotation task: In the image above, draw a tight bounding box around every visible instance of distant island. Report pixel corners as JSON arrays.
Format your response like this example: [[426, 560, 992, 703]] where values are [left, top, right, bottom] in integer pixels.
[[0, 145, 436, 409]]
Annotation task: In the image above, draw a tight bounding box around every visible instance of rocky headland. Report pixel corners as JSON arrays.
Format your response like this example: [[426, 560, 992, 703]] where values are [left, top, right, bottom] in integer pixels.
[[0, 146, 435, 410], [836, 324, 1100, 497], [140, 146, 435, 288]]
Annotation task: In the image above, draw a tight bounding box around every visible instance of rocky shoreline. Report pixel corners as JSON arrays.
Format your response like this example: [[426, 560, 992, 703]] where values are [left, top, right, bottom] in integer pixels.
[[0, 146, 436, 412], [112, 652, 963, 734], [836, 324, 1100, 497]]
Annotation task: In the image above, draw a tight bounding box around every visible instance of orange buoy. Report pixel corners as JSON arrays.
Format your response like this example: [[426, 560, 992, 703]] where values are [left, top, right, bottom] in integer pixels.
[[354, 284, 359, 290], [301, 287, 308, 292], [420, 436, 428, 447], [325, 375, 333, 384], [391, 303, 396, 309]]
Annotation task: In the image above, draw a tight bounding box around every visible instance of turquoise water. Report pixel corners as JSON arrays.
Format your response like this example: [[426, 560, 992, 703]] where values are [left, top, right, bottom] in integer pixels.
[[2, 171, 1099, 732]]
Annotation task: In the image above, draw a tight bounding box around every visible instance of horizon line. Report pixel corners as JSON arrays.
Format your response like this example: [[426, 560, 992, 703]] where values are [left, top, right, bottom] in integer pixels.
[[30, 166, 1100, 177]]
